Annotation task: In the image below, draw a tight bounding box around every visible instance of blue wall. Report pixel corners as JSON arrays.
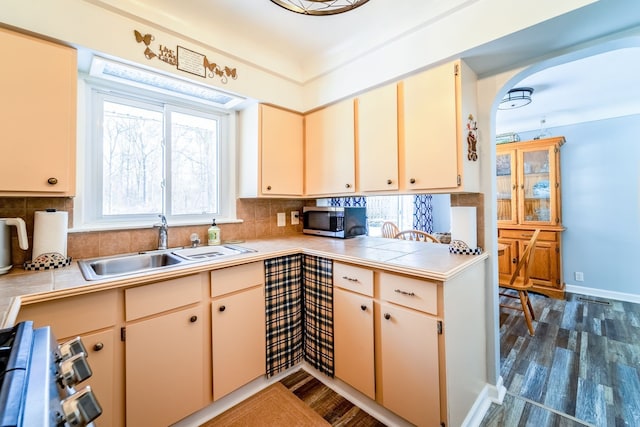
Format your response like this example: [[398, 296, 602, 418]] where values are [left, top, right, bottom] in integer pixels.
[[519, 114, 640, 297]]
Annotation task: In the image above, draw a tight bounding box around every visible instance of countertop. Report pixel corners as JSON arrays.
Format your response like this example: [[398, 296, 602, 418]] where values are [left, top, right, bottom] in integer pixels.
[[0, 235, 488, 328]]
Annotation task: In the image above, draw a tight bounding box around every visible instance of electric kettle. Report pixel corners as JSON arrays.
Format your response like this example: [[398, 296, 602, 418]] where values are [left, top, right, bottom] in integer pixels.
[[0, 218, 29, 275]]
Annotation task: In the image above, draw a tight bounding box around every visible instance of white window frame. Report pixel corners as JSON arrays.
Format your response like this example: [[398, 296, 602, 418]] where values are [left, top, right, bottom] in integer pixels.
[[74, 76, 237, 231]]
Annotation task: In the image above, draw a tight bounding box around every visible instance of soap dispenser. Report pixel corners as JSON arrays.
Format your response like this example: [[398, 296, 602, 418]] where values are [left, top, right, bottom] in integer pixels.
[[208, 219, 221, 245]]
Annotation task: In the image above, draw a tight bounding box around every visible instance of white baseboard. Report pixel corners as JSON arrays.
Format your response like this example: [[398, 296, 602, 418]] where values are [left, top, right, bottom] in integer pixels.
[[565, 284, 640, 304], [459, 378, 502, 427], [174, 363, 499, 427]]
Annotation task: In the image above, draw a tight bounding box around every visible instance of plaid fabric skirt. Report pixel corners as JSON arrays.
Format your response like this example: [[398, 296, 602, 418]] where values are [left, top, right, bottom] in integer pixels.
[[264, 254, 334, 377]]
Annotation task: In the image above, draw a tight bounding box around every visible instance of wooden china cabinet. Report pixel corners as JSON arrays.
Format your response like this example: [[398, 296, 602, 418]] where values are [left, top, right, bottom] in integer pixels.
[[496, 136, 566, 298]]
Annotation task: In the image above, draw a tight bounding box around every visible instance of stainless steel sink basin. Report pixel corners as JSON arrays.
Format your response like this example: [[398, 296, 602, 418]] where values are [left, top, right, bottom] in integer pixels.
[[171, 244, 256, 261], [78, 244, 256, 281], [78, 252, 186, 281]]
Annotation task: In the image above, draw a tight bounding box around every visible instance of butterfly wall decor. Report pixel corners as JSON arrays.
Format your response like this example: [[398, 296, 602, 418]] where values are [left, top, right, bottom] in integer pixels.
[[134, 30, 153, 46], [133, 29, 238, 84]]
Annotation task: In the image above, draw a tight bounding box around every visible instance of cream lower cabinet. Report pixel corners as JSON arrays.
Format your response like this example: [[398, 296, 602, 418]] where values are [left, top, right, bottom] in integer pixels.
[[333, 263, 440, 426], [378, 302, 440, 427], [211, 262, 266, 400], [16, 290, 121, 427], [378, 272, 440, 427], [334, 288, 375, 399], [124, 274, 209, 427], [334, 261, 487, 427]]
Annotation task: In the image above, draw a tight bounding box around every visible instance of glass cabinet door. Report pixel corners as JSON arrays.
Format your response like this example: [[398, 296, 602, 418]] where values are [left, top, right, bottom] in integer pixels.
[[518, 146, 556, 225], [496, 149, 517, 224]]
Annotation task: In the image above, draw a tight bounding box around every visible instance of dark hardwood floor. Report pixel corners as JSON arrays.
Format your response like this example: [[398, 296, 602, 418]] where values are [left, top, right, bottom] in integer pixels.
[[280, 370, 387, 426], [481, 291, 640, 426]]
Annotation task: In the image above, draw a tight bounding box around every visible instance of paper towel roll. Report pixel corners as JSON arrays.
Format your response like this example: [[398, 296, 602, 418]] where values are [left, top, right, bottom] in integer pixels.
[[33, 210, 68, 258], [451, 207, 477, 249]]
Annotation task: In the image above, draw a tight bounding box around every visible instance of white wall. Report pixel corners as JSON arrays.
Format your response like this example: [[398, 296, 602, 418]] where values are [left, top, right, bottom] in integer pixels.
[[0, 0, 596, 112]]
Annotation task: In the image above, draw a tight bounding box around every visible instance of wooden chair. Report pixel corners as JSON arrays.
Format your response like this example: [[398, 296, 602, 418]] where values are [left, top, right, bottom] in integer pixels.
[[394, 230, 440, 243], [498, 229, 540, 336], [381, 221, 400, 238]]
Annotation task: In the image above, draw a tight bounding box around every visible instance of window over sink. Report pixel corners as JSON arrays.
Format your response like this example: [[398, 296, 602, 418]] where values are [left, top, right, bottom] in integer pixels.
[[76, 59, 238, 230]]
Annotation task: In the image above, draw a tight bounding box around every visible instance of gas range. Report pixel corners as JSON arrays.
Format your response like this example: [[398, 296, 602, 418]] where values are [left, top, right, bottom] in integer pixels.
[[0, 321, 102, 427]]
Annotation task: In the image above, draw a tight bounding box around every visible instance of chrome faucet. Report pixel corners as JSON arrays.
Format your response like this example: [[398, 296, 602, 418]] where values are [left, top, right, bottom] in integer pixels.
[[157, 214, 168, 250]]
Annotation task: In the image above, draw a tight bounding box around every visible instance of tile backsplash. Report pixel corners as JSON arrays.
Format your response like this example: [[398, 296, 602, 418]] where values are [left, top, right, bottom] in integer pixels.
[[1, 194, 485, 267], [0, 197, 314, 266]]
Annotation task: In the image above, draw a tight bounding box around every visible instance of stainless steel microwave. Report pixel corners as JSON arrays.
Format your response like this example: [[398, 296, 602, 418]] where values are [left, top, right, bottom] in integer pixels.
[[303, 206, 367, 238]]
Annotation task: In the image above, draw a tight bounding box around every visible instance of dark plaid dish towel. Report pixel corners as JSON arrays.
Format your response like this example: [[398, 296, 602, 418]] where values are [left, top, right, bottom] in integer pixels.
[[303, 255, 334, 377], [265, 255, 304, 377]]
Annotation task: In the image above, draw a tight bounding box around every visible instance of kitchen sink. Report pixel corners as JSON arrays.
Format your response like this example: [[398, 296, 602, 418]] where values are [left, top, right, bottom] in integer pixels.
[[78, 252, 187, 281], [78, 244, 256, 281], [171, 244, 256, 261]]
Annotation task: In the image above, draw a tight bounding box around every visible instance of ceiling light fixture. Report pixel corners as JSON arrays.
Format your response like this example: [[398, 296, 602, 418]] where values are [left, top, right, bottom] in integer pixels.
[[269, 0, 370, 16], [499, 87, 534, 110]]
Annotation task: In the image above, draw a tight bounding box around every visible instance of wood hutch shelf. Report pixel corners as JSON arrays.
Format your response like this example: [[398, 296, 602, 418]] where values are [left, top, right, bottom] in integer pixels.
[[496, 136, 565, 298]]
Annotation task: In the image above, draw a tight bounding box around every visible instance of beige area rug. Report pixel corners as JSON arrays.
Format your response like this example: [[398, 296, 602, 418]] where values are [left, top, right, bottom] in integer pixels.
[[201, 382, 331, 427]]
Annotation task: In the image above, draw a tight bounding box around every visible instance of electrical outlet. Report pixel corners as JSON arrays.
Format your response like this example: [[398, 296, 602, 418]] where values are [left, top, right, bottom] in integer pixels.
[[291, 211, 299, 225], [575, 272, 584, 282], [277, 212, 286, 227]]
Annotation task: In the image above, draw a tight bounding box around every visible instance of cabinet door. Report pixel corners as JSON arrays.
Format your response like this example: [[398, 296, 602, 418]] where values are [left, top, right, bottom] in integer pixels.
[[357, 84, 399, 192], [497, 238, 518, 276], [73, 329, 117, 427], [401, 61, 458, 191], [527, 239, 561, 290], [379, 302, 440, 427], [496, 148, 518, 224], [0, 28, 76, 195], [305, 99, 356, 195], [334, 288, 375, 399], [212, 286, 266, 400], [16, 291, 120, 426], [125, 305, 206, 427], [260, 105, 304, 195], [517, 145, 559, 225]]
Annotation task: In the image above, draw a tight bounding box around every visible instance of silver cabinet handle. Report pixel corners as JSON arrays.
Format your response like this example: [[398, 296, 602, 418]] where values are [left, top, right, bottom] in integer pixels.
[[394, 289, 415, 296]]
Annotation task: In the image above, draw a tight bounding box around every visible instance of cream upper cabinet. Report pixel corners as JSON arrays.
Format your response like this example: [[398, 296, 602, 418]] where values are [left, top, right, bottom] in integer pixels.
[[399, 59, 478, 193], [0, 28, 76, 196], [239, 103, 304, 197], [356, 83, 399, 192], [305, 98, 356, 196]]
